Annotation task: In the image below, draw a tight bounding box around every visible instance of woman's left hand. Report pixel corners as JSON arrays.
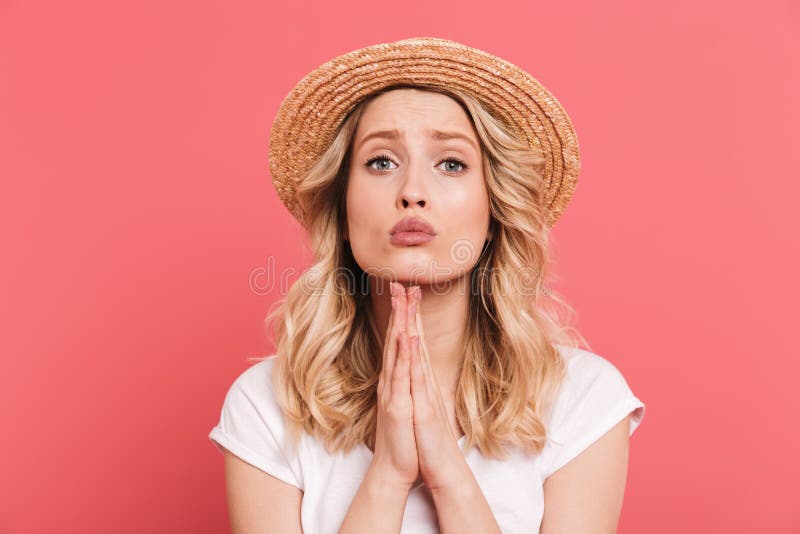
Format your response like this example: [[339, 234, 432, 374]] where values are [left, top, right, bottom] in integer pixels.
[[404, 285, 468, 494]]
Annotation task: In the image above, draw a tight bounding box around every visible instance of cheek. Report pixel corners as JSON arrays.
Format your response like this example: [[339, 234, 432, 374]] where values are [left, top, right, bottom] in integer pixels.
[[345, 176, 392, 244], [438, 185, 490, 267], [443, 182, 490, 231]]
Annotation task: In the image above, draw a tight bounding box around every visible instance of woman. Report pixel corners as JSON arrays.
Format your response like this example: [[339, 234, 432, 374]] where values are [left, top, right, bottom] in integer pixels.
[[209, 37, 645, 533]]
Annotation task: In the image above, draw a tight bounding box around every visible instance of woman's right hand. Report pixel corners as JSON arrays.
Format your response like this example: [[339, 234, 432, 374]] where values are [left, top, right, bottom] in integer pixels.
[[370, 280, 420, 490]]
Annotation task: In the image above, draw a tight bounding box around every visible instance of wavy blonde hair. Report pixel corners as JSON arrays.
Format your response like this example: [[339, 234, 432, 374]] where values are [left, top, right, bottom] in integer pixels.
[[261, 82, 590, 460]]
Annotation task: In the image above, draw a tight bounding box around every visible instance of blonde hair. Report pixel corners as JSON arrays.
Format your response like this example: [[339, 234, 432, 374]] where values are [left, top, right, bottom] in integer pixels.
[[262, 83, 590, 460]]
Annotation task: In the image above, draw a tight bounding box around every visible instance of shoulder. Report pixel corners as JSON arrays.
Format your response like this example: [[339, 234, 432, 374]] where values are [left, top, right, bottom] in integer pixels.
[[227, 355, 280, 397], [552, 343, 635, 397], [213, 354, 283, 423], [542, 344, 646, 479], [218, 354, 287, 431], [209, 354, 304, 489]]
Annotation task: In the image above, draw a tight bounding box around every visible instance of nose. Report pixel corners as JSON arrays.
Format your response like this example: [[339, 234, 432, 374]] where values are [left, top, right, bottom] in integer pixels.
[[397, 160, 428, 209], [401, 196, 425, 208]]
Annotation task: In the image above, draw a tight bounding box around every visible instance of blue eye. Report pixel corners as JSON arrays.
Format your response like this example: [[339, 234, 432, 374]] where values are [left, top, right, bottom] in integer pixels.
[[364, 154, 469, 174], [365, 153, 397, 172], [437, 157, 468, 173]]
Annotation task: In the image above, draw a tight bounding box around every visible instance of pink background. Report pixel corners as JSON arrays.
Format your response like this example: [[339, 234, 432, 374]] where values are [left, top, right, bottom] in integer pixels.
[[2, 0, 798, 532]]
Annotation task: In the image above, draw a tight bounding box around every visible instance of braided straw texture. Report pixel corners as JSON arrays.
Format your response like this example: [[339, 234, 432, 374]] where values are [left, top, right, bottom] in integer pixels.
[[268, 37, 581, 229]]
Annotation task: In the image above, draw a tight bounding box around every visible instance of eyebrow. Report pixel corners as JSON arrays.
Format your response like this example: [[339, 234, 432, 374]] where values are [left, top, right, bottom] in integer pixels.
[[356, 128, 479, 152]]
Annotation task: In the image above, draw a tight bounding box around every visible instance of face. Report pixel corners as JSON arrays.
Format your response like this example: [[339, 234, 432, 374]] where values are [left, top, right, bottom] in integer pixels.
[[345, 88, 491, 289]]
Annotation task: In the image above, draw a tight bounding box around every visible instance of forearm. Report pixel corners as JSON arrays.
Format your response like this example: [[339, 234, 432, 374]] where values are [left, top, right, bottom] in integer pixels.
[[430, 467, 502, 534], [339, 464, 411, 534]]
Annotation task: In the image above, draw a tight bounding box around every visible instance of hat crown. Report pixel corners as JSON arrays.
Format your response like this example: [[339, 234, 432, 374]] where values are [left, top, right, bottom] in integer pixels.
[[269, 37, 580, 229]]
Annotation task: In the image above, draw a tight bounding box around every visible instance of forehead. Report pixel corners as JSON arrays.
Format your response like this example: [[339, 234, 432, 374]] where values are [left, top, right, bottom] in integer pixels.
[[353, 88, 477, 143]]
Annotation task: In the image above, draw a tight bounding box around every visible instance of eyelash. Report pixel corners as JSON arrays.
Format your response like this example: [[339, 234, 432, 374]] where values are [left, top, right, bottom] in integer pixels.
[[364, 153, 469, 174]]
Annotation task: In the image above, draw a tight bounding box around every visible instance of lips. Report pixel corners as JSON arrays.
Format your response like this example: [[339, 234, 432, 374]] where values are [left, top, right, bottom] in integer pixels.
[[390, 216, 436, 236], [389, 216, 437, 246]]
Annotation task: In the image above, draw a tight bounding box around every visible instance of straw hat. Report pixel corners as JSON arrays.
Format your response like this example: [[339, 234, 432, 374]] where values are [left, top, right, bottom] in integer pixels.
[[268, 36, 581, 229]]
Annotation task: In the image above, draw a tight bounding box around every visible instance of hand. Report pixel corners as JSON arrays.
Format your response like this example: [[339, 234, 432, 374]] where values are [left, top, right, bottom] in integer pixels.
[[405, 286, 466, 494], [369, 281, 420, 490]]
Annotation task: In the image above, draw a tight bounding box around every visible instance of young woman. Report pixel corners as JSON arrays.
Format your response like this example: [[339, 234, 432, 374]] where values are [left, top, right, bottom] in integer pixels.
[[209, 37, 645, 533]]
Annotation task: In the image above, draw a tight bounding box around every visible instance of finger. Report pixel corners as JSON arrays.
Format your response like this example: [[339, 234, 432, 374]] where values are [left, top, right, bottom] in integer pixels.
[[409, 334, 429, 415], [413, 291, 426, 345], [379, 292, 400, 401], [414, 299, 456, 438], [392, 331, 412, 404], [412, 291, 438, 395], [395, 282, 407, 333], [406, 286, 418, 338]]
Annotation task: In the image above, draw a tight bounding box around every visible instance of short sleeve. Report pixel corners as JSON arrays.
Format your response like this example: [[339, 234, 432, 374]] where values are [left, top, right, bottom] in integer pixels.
[[541, 346, 646, 480], [208, 356, 304, 490]]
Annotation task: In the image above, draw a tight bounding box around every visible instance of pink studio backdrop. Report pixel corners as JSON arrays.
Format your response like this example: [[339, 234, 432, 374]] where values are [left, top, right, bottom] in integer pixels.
[[1, 1, 798, 532]]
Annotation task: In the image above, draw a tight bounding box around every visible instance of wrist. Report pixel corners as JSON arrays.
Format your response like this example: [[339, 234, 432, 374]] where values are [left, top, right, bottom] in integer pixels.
[[365, 462, 413, 496], [428, 461, 476, 501], [430, 477, 474, 503]]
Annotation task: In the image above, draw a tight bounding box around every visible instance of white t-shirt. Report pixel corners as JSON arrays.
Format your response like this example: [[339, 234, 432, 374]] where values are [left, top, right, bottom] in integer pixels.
[[208, 344, 645, 533]]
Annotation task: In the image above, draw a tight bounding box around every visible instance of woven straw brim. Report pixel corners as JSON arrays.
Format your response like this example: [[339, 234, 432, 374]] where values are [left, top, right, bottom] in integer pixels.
[[268, 37, 580, 229]]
